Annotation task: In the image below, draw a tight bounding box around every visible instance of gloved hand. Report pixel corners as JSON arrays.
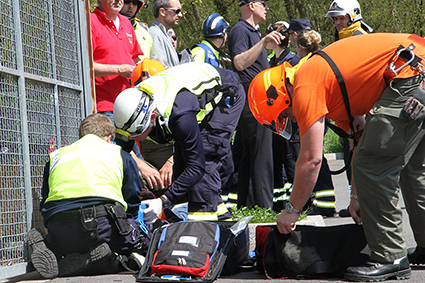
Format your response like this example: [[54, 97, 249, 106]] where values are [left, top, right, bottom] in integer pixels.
[[141, 198, 163, 223]]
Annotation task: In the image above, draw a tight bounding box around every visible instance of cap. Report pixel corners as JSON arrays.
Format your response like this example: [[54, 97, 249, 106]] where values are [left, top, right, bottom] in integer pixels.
[[283, 19, 312, 33], [238, 0, 267, 7]]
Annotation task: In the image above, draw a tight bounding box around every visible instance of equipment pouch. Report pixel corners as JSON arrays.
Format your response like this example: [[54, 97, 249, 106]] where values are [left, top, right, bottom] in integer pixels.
[[105, 204, 131, 235], [80, 207, 99, 241], [403, 85, 425, 128]]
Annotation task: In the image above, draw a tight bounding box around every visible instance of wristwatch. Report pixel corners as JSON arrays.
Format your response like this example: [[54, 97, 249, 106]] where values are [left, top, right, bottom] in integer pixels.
[[159, 195, 172, 210], [285, 202, 302, 214]]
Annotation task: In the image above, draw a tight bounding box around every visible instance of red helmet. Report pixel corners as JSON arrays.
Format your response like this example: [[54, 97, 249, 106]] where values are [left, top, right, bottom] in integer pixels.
[[248, 63, 292, 139], [131, 58, 166, 87]]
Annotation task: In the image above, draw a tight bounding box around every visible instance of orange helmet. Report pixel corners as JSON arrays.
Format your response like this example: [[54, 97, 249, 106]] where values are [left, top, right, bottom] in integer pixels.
[[131, 58, 166, 87], [248, 63, 292, 139]]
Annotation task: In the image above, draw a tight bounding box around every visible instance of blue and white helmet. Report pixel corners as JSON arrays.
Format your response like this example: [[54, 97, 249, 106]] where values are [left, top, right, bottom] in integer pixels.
[[202, 13, 229, 38], [114, 88, 154, 135]]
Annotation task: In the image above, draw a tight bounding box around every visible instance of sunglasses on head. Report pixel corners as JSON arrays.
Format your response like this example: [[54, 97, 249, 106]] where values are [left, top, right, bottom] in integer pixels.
[[165, 8, 182, 14]]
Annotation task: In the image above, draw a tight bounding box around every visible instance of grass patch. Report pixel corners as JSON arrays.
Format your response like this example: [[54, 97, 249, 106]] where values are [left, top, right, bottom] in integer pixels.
[[324, 127, 343, 154], [230, 206, 307, 223]]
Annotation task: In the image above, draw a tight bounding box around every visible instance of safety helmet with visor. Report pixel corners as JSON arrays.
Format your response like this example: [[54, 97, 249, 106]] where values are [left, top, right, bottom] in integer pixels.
[[248, 63, 293, 139], [113, 88, 155, 137], [325, 0, 362, 23]]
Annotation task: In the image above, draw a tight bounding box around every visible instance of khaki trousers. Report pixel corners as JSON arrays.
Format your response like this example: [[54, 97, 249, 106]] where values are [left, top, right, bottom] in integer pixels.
[[353, 75, 425, 262]]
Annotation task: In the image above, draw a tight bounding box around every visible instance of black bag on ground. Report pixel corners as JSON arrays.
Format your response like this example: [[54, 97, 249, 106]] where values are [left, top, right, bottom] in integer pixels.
[[137, 218, 249, 282], [213, 221, 249, 276], [256, 223, 369, 279]]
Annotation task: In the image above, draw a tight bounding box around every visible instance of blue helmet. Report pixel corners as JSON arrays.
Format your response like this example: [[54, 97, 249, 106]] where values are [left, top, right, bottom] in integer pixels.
[[202, 13, 229, 38]]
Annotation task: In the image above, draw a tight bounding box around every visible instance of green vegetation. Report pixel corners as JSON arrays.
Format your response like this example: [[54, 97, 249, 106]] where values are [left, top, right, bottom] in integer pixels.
[[230, 205, 307, 223], [324, 128, 343, 154], [88, 0, 425, 55], [88, 0, 419, 157]]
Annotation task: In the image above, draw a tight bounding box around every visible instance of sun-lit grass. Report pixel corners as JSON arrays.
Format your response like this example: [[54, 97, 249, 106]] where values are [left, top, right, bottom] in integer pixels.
[[230, 206, 307, 223]]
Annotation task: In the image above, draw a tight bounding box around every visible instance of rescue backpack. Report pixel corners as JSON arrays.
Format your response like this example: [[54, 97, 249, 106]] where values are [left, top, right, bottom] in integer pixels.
[[137, 218, 250, 282]]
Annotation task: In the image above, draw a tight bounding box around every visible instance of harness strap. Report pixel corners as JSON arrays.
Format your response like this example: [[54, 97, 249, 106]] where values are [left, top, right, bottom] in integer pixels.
[[198, 85, 236, 130], [314, 50, 357, 175], [315, 50, 357, 145]]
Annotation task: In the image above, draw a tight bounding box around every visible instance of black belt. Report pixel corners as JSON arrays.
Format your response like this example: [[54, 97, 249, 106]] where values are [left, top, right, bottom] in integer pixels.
[[52, 205, 109, 222]]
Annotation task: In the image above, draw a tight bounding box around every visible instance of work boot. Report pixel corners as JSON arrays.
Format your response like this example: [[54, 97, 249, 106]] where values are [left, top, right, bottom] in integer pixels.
[[58, 242, 115, 277], [129, 252, 146, 269], [305, 205, 335, 217], [338, 206, 351, 217], [344, 256, 411, 282], [27, 228, 59, 279], [408, 246, 425, 265], [114, 252, 146, 273]]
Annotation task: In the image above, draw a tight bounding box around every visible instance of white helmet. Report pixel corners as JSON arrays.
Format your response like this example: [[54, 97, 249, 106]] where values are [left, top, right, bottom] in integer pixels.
[[113, 88, 154, 135], [325, 0, 362, 23]]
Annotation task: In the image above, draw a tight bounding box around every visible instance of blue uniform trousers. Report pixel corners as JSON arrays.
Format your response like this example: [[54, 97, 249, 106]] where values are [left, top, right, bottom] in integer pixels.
[[186, 83, 245, 219]]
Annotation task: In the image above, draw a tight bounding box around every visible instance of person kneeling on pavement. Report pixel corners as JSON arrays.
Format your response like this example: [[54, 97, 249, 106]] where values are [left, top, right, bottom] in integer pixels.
[[28, 113, 151, 279], [113, 62, 245, 223]]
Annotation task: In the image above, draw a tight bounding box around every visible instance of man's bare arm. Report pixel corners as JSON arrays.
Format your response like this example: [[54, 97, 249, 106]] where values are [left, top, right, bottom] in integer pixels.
[[233, 30, 284, 71], [93, 62, 135, 78]]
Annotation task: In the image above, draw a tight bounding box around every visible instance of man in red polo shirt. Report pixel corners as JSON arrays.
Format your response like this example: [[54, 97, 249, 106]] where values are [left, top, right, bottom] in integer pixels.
[[91, 0, 164, 190], [91, 0, 142, 113]]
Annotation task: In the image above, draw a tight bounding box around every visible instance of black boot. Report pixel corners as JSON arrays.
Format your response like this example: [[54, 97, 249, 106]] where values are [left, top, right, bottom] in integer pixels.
[[408, 246, 425, 265], [58, 242, 116, 277], [338, 206, 351, 217], [27, 228, 59, 279], [344, 256, 411, 282]]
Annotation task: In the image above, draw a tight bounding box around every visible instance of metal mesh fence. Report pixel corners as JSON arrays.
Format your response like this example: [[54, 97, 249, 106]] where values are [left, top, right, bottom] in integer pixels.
[[26, 79, 58, 231], [0, 74, 26, 268], [53, 0, 80, 85], [58, 87, 82, 141], [0, 0, 90, 278], [20, 0, 53, 79], [0, 0, 16, 69]]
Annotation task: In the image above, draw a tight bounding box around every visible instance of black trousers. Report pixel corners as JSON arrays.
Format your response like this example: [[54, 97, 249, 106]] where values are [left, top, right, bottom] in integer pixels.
[[237, 100, 274, 208], [45, 209, 150, 258]]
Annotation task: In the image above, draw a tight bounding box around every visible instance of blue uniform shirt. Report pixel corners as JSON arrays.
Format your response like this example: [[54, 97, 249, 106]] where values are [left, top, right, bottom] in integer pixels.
[[228, 19, 269, 86]]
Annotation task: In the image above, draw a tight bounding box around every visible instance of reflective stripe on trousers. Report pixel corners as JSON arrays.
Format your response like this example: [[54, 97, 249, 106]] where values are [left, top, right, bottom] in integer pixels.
[[187, 203, 229, 221]]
